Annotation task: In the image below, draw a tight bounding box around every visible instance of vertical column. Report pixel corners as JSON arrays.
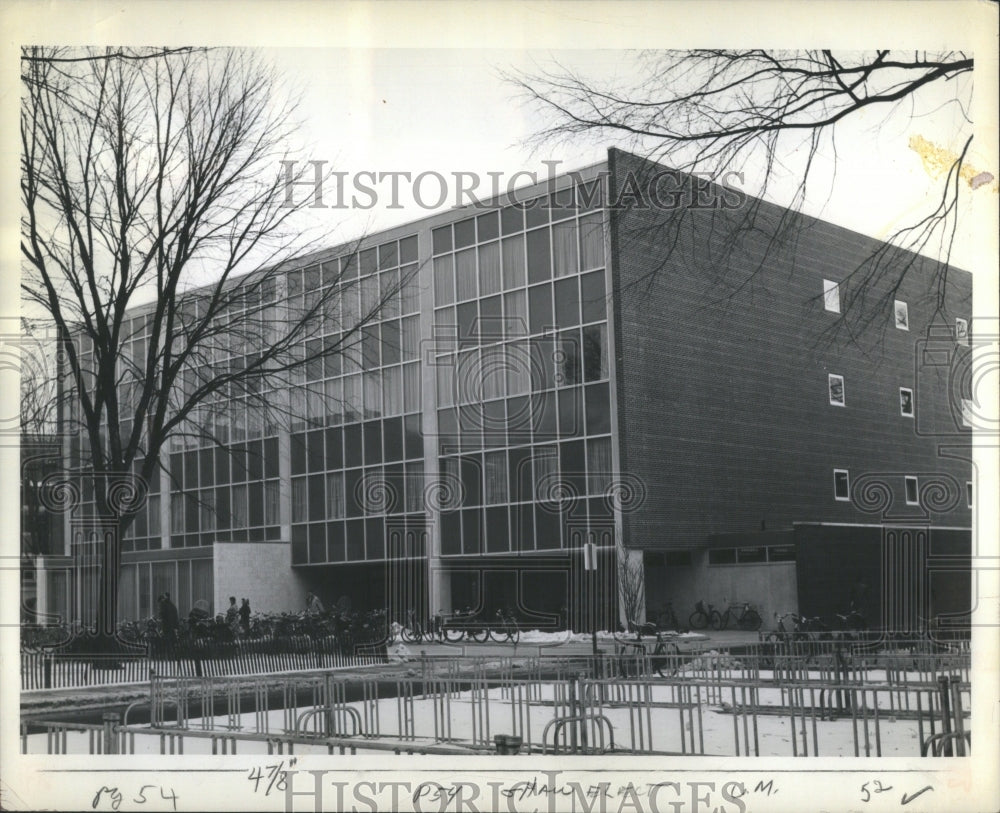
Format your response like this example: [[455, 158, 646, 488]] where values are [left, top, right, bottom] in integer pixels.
[[419, 223, 450, 619]]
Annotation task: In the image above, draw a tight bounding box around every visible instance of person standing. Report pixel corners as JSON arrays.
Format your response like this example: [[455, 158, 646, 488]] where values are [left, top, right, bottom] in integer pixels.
[[306, 592, 325, 614], [239, 598, 251, 634], [225, 596, 239, 631], [160, 592, 179, 641]]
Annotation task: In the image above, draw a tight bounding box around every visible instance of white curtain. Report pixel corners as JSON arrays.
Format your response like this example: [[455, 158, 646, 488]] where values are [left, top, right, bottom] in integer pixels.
[[456, 249, 477, 301], [502, 235, 525, 289], [478, 242, 501, 296], [552, 220, 579, 277]]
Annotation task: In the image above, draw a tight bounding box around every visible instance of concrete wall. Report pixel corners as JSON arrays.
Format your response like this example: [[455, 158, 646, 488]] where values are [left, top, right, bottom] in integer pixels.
[[645, 550, 798, 632], [213, 542, 309, 615]]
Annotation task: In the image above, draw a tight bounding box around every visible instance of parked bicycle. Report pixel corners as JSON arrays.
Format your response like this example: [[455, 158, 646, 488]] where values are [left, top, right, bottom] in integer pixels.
[[400, 609, 436, 643], [714, 602, 763, 631], [652, 601, 681, 631], [441, 607, 489, 643], [614, 628, 682, 677], [489, 608, 521, 644], [688, 600, 721, 630], [767, 611, 809, 645]]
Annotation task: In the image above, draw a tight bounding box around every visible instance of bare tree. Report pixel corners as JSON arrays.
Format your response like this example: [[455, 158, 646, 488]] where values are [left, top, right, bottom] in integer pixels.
[[20, 318, 67, 565], [616, 542, 645, 638], [21, 47, 399, 642], [508, 50, 976, 340]]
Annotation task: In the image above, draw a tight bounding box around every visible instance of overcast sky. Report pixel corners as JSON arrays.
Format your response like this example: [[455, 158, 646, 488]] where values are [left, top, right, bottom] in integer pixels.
[[264, 47, 983, 273]]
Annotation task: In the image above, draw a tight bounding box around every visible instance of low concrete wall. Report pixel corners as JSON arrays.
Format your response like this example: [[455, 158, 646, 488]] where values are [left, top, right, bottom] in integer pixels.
[[213, 542, 308, 615], [645, 550, 797, 631]]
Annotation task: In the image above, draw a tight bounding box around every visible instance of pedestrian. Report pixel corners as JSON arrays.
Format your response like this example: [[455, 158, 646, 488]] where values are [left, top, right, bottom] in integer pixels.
[[225, 596, 239, 629], [239, 598, 251, 634], [306, 592, 325, 615], [160, 592, 179, 642]]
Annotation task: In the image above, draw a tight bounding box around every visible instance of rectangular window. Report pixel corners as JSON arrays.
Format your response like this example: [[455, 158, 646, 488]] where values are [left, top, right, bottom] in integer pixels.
[[400, 267, 419, 315], [363, 371, 382, 418], [433, 256, 454, 306], [291, 478, 307, 523], [478, 242, 502, 296], [586, 437, 612, 494], [956, 317, 969, 345], [899, 387, 914, 417], [170, 493, 184, 534], [402, 362, 421, 413], [148, 495, 161, 538], [532, 446, 558, 501], [708, 548, 737, 565], [552, 220, 579, 277], [264, 481, 280, 526], [967, 480, 973, 508], [579, 212, 604, 271], [481, 346, 505, 400], [737, 546, 767, 563], [582, 324, 608, 381], [484, 450, 508, 505], [382, 366, 402, 416], [405, 462, 424, 513], [455, 249, 477, 301], [823, 279, 840, 313], [327, 472, 345, 518], [834, 469, 850, 501], [767, 545, 796, 562], [828, 374, 845, 406], [232, 484, 248, 528], [504, 290, 527, 335], [904, 476, 919, 506], [501, 235, 526, 290], [894, 300, 909, 330], [437, 354, 455, 407], [526, 228, 551, 284]]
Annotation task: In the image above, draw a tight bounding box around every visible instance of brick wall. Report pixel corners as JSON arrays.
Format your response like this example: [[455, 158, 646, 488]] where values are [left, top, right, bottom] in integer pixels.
[[607, 148, 973, 549]]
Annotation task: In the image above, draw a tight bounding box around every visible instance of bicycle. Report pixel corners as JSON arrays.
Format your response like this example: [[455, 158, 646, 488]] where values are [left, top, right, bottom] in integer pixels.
[[614, 629, 682, 677], [688, 600, 721, 630], [652, 601, 681, 632], [441, 607, 489, 643], [489, 608, 521, 644], [400, 609, 430, 643], [767, 612, 808, 645], [714, 602, 763, 631]]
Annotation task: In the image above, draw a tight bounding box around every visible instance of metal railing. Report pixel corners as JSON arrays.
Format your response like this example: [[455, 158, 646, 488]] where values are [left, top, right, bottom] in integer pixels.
[[22, 646, 971, 758], [21, 637, 388, 690]]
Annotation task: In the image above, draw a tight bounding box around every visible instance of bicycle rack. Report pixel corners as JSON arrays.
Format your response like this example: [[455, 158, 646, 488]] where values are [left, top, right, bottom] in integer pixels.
[[542, 713, 615, 754]]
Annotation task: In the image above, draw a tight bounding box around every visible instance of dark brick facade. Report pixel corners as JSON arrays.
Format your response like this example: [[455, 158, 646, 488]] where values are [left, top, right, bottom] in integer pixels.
[[608, 149, 973, 551]]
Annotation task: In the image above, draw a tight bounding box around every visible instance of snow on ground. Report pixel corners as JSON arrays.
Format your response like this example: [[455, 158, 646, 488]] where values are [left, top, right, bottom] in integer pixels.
[[518, 630, 707, 644], [25, 667, 954, 758]]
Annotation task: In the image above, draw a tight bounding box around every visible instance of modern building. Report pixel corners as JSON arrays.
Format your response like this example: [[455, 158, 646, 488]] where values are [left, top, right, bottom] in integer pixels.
[[42, 148, 973, 633]]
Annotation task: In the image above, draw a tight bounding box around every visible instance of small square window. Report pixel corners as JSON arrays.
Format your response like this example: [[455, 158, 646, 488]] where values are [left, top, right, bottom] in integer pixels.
[[823, 279, 840, 313], [828, 374, 845, 407], [967, 481, 973, 508], [904, 476, 919, 506], [894, 300, 909, 331], [899, 387, 914, 418], [834, 469, 850, 501], [956, 318, 969, 346]]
